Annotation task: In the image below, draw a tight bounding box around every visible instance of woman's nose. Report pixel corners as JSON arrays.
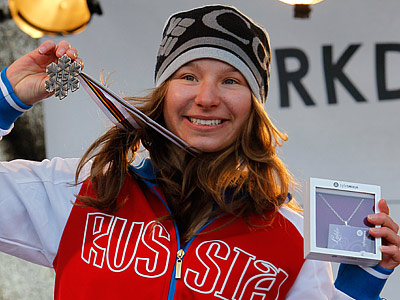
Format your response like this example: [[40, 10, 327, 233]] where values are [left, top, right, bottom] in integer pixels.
[[194, 81, 221, 108]]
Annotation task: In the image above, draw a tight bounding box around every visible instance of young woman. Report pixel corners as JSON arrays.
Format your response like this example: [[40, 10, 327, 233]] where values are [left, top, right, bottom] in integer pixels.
[[0, 5, 399, 300]]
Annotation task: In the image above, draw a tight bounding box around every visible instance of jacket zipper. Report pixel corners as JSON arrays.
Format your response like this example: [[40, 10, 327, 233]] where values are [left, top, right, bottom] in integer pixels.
[[149, 185, 216, 299], [175, 249, 185, 279], [166, 221, 183, 300], [167, 220, 218, 299]]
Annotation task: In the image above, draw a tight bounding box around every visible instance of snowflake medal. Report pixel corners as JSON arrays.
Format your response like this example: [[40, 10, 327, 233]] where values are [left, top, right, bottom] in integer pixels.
[[45, 54, 81, 100]]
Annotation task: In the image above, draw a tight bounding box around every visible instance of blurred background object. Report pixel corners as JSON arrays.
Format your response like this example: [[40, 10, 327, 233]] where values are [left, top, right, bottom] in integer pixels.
[[277, 0, 326, 18], [7, 0, 102, 38]]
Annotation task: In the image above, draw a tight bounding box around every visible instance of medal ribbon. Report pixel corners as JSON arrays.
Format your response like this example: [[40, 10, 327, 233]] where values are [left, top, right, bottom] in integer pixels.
[[78, 72, 198, 155]]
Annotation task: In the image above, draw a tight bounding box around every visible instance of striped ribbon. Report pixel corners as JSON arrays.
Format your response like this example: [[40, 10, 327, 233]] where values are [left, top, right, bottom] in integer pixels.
[[78, 72, 198, 155]]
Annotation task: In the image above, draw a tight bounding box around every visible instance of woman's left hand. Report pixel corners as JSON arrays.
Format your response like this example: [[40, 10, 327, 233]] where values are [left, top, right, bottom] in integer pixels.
[[367, 199, 400, 270]]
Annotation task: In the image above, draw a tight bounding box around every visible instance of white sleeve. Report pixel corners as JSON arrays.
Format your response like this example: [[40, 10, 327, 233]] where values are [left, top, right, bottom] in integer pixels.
[[0, 157, 90, 267], [0, 124, 13, 140], [285, 259, 354, 299], [280, 206, 354, 299]]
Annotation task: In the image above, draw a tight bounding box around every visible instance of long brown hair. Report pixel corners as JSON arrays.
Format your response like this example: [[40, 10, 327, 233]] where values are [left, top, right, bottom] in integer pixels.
[[76, 81, 298, 241]]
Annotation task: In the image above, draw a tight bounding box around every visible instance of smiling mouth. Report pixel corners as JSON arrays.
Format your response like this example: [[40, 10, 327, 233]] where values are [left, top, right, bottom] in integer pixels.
[[188, 117, 223, 126]]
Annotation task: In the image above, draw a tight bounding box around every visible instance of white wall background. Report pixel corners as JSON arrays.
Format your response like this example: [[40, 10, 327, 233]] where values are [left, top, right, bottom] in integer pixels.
[[36, 0, 399, 298]]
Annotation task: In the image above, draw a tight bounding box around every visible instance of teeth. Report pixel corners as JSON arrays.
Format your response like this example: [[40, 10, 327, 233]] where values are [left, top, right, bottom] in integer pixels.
[[189, 118, 222, 126]]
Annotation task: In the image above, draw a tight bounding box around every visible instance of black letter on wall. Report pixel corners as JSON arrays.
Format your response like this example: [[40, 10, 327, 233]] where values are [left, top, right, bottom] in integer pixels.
[[275, 48, 315, 107], [376, 43, 400, 101], [323, 44, 367, 104]]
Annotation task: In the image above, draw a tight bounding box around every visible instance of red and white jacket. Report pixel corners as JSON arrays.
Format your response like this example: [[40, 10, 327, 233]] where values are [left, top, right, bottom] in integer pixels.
[[0, 68, 392, 299], [0, 156, 345, 300]]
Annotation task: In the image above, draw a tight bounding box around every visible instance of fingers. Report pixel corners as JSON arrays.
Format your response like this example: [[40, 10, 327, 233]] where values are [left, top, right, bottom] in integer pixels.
[[75, 57, 84, 70], [368, 198, 400, 243], [37, 40, 71, 56], [370, 199, 400, 269], [378, 198, 389, 215], [368, 213, 399, 233], [381, 245, 400, 260], [370, 226, 400, 246], [7, 39, 83, 105], [368, 213, 399, 249], [380, 244, 400, 270], [368, 198, 400, 268], [370, 220, 400, 269], [38, 40, 83, 70], [37, 40, 80, 63], [367, 199, 399, 232], [38, 40, 56, 55], [55, 40, 72, 57], [56, 41, 82, 68]]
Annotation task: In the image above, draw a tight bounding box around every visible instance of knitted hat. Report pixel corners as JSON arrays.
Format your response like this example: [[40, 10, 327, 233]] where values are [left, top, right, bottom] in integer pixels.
[[155, 5, 271, 103]]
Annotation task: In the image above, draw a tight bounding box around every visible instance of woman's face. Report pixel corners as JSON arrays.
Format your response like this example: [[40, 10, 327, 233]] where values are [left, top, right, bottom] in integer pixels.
[[163, 59, 252, 152]]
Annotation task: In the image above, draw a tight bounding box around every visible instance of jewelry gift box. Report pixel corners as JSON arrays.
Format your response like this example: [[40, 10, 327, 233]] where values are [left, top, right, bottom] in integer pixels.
[[304, 177, 382, 265]]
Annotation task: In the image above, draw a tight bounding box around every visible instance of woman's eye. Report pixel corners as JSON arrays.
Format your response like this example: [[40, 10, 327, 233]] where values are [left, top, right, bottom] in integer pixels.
[[183, 75, 196, 81], [224, 78, 238, 84]]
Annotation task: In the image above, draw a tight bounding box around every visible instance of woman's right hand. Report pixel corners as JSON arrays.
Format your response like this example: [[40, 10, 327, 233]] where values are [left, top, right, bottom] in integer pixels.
[[6, 40, 83, 106]]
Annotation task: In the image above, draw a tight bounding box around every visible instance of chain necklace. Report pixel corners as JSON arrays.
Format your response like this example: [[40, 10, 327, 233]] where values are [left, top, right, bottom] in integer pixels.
[[318, 193, 365, 226]]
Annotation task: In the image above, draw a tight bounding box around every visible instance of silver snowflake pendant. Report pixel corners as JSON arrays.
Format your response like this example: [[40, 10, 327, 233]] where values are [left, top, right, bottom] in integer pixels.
[[45, 54, 81, 100]]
